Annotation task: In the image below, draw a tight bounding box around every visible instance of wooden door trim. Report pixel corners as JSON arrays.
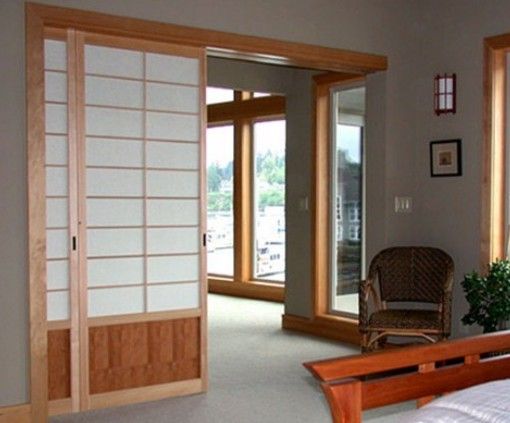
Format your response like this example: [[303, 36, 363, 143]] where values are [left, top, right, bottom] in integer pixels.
[[26, 5, 48, 422], [26, 3, 387, 74], [481, 34, 509, 268], [309, 73, 365, 346]]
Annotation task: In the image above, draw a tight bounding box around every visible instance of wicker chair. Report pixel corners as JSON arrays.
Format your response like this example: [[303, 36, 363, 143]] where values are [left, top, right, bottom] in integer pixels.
[[359, 246, 454, 352]]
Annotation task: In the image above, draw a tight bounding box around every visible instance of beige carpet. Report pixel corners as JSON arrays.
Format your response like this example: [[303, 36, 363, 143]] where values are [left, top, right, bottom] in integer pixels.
[[51, 294, 411, 422]]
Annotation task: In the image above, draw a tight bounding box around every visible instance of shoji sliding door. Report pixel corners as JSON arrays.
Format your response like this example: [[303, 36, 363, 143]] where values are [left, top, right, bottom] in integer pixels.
[[44, 30, 206, 414]]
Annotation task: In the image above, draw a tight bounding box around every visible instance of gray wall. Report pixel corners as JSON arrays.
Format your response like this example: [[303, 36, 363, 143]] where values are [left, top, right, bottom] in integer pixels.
[[0, 0, 29, 406], [3, 0, 510, 406]]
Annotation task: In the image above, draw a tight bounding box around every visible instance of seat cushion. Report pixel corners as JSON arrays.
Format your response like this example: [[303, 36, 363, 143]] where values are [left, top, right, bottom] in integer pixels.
[[369, 309, 442, 330]]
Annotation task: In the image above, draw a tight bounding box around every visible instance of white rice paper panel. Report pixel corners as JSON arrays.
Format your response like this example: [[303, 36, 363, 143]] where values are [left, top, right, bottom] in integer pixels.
[[88, 257, 144, 287], [44, 40, 66, 71], [45, 103, 67, 134], [87, 228, 144, 257], [45, 71, 67, 102], [146, 170, 198, 197], [145, 53, 199, 85], [46, 229, 69, 259], [86, 168, 143, 197], [86, 138, 143, 168], [146, 142, 199, 170], [46, 167, 68, 196], [87, 199, 143, 227], [46, 135, 68, 165], [147, 255, 199, 283], [46, 198, 68, 228], [147, 199, 199, 226], [85, 45, 143, 79], [88, 286, 144, 317], [47, 291, 70, 321], [146, 111, 199, 141], [86, 107, 143, 138], [86, 76, 143, 108], [47, 260, 69, 291], [147, 227, 199, 255], [146, 83, 199, 113], [147, 283, 199, 312]]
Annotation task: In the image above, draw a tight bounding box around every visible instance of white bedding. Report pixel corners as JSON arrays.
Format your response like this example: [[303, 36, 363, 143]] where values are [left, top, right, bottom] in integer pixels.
[[401, 380, 510, 423]]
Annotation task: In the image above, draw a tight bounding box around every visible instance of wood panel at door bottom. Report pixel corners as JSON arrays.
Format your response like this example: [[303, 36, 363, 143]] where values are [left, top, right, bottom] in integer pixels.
[[89, 317, 200, 394], [48, 315, 201, 414]]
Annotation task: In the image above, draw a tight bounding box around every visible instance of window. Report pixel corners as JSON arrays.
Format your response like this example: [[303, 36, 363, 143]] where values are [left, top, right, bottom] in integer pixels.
[[348, 201, 361, 222], [206, 89, 286, 299], [253, 92, 272, 98], [206, 125, 234, 276], [253, 120, 286, 282], [206, 87, 234, 104]]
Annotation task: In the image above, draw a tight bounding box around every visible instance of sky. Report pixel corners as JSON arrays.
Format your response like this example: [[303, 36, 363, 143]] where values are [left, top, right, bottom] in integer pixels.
[[337, 124, 362, 164]]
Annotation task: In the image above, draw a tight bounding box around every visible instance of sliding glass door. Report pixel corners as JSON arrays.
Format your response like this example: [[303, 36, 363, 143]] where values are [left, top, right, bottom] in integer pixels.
[[330, 85, 365, 316]]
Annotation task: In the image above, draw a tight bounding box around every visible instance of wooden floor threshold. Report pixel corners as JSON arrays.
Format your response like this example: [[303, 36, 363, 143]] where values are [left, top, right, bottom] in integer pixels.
[[282, 313, 360, 346]]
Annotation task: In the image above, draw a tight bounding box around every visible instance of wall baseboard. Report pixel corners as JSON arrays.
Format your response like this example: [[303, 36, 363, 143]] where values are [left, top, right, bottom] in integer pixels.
[[209, 279, 284, 302], [281, 313, 360, 346], [0, 404, 31, 423]]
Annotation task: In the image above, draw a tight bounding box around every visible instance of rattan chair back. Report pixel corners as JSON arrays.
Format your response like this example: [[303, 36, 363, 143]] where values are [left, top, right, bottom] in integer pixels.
[[368, 247, 453, 304]]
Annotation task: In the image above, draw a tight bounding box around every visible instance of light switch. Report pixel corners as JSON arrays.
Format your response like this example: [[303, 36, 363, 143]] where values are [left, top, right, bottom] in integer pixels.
[[395, 196, 412, 213], [299, 196, 309, 212]]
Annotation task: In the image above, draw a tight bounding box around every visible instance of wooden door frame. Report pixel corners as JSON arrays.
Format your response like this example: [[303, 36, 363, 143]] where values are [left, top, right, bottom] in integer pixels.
[[26, 3, 387, 421], [481, 33, 510, 268]]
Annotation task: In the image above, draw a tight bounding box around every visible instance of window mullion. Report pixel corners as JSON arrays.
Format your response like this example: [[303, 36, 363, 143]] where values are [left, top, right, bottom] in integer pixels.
[[233, 118, 253, 283]]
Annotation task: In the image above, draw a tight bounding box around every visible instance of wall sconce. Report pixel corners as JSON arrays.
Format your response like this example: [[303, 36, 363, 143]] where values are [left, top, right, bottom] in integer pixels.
[[434, 73, 456, 115]]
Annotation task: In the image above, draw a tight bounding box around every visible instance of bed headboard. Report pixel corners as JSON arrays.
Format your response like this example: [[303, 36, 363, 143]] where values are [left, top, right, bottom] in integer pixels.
[[304, 330, 510, 423]]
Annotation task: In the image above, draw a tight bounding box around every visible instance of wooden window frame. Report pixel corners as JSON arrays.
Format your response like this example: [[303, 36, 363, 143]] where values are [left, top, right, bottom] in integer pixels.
[[26, 3, 386, 421], [207, 92, 286, 302], [481, 33, 510, 267]]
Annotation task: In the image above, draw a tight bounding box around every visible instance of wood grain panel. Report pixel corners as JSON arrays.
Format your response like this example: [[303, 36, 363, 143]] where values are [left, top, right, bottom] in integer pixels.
[[89, 318, 200, 394], [48, 329, 71, 400]]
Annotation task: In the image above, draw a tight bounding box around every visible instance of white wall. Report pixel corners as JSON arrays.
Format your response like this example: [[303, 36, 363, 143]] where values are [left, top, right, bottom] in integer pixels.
[[3, 0, 510, 406]]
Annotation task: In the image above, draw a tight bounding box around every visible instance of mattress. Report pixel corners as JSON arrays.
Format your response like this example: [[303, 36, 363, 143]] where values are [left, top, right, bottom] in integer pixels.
[[401, 380, 510, 423]]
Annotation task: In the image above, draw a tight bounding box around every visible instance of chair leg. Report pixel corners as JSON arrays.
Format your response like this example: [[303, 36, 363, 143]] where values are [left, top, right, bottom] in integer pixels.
[[360, 333, 368, 352]]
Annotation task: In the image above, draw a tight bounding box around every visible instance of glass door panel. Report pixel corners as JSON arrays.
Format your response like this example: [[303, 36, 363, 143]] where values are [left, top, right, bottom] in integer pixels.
[[330, 86, 365, 315]]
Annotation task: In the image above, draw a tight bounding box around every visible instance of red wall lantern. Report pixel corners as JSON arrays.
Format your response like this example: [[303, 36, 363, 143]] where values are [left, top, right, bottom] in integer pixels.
[[434, 73, 456, 115]]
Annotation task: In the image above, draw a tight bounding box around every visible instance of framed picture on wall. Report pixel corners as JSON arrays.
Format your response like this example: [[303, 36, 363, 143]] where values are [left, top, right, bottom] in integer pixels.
[[430, 139, 462, 177]]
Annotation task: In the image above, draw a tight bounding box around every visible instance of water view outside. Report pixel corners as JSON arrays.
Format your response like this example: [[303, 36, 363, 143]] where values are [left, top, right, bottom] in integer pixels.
[[331, 86, 365, 315], [207, 125, 234, 276], [253, 120, 286, 282]]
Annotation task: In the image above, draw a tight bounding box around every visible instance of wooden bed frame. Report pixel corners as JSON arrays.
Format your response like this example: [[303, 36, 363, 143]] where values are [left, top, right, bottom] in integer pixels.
[[304, 330, 510, 423]]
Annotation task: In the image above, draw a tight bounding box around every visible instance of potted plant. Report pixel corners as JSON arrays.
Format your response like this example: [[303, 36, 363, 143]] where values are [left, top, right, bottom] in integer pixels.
[[462, 259, 510, 333]]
